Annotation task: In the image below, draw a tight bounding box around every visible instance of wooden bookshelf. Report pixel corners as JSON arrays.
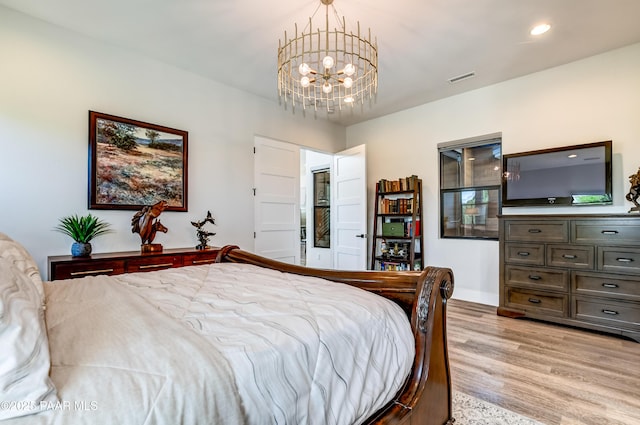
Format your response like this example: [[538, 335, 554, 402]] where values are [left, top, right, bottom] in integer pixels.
[[371, 176, 423, 271]]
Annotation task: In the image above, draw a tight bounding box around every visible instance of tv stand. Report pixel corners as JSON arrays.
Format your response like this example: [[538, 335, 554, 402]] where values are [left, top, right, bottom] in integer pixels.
[[498, 214, 640, 342]]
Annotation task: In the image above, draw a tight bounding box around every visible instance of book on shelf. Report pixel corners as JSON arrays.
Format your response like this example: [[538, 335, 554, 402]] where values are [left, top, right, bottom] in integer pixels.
[[377, 175, 419, 193], [379, 261, 413, 271], [379, 198, 415, 214], [404, 218, 420, 237]]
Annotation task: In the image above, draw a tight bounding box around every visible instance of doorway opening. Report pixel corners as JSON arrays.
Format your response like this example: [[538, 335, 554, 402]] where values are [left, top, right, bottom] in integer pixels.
[[300, 149, 333, 268], [254, 136, 366, 270]]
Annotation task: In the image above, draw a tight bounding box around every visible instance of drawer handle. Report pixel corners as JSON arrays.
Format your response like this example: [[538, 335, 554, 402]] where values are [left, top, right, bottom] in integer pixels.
[[562, 254, 577, 259], [138, 262, 174, 270], [602, 309, 619, 316], [601, 230, 619, 235], [616, 258, 634, 263], [70, 268, 114, 276], [517, 252, 530, 257], [191, 258, 215, 265], [528, 275, 542, 281], [528, 229, 542, 233], [602, 283, 619, 289], [527, 298, 541, 304]]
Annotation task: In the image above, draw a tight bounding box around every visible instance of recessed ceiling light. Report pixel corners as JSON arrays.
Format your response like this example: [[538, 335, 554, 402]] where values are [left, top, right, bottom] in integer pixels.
[[531, 23, 551, 36], [568, 154, 577, 158]]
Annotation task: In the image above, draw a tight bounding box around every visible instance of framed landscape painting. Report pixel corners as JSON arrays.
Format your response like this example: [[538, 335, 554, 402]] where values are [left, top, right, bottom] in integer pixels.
[[88, 111, 188, 211]]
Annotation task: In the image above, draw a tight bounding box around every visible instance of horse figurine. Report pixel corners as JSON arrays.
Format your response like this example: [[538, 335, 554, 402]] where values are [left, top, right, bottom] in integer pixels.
[[191, 210, 216, 250], [626, 168, 640, 213], [131, 200, 169, 250], [147, 220, 168, 244]]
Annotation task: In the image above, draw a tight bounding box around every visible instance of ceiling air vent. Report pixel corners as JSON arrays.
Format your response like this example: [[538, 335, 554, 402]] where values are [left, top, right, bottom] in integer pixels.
[[448, 72, 476, 84]]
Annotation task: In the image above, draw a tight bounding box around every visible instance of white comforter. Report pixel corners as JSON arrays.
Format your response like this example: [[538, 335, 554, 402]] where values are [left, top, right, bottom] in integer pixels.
[[8, 263, 415, 425]]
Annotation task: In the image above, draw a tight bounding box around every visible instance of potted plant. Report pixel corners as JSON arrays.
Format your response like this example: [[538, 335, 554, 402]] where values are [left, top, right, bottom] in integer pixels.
[[55, 214, 113, 257]]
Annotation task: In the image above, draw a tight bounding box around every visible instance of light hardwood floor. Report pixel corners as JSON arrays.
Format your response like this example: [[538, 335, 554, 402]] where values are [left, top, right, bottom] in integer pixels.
[[446, 299, 640, 425]]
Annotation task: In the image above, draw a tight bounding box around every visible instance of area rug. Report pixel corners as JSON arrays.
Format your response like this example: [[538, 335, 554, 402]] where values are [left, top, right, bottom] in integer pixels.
[[452, 391, 546, 424]]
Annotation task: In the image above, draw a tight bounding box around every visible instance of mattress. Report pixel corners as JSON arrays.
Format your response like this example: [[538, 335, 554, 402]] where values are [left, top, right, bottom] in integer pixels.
[[5, 262, 415, 425]]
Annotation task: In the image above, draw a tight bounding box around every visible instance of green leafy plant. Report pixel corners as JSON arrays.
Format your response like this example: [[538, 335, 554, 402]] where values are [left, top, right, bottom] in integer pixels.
[[55, 214, 113, 243]]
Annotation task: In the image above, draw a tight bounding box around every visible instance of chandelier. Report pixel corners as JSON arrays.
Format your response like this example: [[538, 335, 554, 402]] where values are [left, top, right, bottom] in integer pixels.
[[277, 0, 378, 111]]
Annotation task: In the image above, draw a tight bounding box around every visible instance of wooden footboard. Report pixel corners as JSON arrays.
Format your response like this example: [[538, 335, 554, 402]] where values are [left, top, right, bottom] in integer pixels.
[[216, 245, 455, 425]]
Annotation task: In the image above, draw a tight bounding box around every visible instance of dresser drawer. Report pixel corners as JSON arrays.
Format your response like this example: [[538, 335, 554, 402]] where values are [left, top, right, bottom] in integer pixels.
[[547, 244, 594, 269], [505, 287, 568, 317], [182, 250, 219, 266], [505, 265, 569, 291], [504, 243, 545, 265], [598, 247, 640, 274], [573, 271, 640, 302], [51, 260, 126, 280], [573, 296, 640, 331], [504, 220, 568, 242], [573, 220, 640, 245], [126, 255, 182, 273]]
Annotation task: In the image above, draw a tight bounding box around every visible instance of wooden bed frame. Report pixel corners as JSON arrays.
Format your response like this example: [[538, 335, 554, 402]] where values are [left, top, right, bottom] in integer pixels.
[[215, 245, 455, 425]]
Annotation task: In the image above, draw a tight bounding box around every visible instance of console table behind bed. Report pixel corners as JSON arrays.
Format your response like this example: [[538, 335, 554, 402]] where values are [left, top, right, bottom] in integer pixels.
[[216, 245, 455, 425]]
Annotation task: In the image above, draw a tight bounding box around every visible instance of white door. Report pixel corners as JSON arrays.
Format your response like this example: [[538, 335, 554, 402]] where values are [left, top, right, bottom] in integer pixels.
[[254, 136, 300, 264], [332, 144, 367, 270]]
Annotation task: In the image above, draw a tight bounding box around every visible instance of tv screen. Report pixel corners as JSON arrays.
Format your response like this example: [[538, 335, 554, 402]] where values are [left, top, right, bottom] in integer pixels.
[[502, 141, 612, 207]]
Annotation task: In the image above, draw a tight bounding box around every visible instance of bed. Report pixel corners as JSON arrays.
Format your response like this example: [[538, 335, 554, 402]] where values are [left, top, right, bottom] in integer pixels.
[[0, 236, 455, 425]]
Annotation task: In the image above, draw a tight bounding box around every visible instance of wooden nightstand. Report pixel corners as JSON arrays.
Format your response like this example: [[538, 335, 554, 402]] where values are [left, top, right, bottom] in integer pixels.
[[48, 247, 220, 281]]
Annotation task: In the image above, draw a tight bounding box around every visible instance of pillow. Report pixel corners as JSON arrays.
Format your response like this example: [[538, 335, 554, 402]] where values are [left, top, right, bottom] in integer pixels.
[[0, 257, 58, 420], [0, 232, 44, 302]]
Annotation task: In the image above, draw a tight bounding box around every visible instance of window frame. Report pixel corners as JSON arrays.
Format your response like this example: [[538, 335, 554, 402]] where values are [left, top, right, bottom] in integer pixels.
[[438, 134, 502, 240], [312, 169, 330, 248]]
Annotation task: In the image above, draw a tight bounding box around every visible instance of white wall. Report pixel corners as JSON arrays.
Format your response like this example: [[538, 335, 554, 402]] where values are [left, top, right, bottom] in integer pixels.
[[304, 150, 333, 268], [3, 5, 639, 301], [347, 42, 640, 306], [0, 6, 346, 278]]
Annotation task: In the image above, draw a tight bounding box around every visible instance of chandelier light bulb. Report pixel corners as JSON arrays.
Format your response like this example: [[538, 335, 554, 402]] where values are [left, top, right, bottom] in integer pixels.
[[300, 76, 311, 87], [322, 55, 335, 69], [322, 82, 332, 94], [344, 96, 354, 103], [299, 63, 311, 76], [344, 63, 356, 76], [342, 77, 353, 88]]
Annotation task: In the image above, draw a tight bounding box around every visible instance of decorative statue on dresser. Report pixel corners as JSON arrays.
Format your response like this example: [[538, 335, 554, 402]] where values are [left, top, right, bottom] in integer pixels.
[[626, 168, 640, 213], [131, 200, 168, 252], [191, 210, 216, 250]]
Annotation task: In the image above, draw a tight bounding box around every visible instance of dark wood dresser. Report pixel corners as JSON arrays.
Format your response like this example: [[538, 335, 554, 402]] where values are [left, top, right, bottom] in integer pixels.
[[48, 247, 220, 281], [498, 214, 640, 342]]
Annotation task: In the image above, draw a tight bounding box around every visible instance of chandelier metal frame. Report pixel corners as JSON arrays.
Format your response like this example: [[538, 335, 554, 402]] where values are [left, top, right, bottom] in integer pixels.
[[277, 0, 378, 111]]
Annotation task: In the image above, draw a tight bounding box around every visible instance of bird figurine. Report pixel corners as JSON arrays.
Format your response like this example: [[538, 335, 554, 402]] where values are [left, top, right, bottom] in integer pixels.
[[191, 211, 216, 250]]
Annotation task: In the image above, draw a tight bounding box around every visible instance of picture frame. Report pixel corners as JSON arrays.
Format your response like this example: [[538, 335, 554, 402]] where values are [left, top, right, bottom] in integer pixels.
[[88, 111, 188, 212]]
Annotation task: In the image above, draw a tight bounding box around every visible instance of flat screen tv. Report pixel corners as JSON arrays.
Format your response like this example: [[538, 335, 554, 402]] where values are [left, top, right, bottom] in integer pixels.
[[502, 140, 612, 207]]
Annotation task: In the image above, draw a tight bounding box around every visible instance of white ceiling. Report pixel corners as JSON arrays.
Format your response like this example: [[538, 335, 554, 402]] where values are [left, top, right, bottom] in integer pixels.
[[3, 0, 640, 126]]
